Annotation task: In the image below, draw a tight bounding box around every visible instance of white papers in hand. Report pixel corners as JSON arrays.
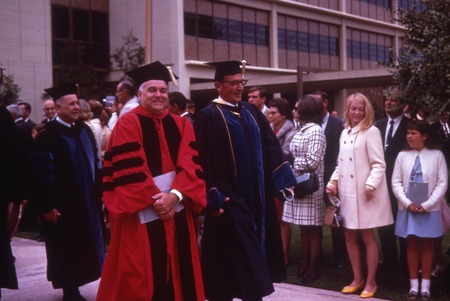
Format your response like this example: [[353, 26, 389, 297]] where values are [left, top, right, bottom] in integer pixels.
[[138, 171, 183, 224]]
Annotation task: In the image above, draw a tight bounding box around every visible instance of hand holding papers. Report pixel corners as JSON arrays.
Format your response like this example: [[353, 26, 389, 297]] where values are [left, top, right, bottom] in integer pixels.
[[138, 171, 184, 223]]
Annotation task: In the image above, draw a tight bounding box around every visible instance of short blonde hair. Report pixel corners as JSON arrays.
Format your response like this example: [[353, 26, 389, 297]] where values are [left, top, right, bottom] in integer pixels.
[[343, 93, 374, 130]]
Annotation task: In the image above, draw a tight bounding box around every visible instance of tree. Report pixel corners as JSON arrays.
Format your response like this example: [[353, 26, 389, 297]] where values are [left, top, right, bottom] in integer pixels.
[[53, 42, 100, 99], [386, 0, 450, 115], [111, 30, 145, 74], [0, 73, 21, 106]]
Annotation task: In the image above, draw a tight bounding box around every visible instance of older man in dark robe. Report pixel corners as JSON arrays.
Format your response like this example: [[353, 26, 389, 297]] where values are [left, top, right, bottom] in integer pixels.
[[30, 83, 105, 301]]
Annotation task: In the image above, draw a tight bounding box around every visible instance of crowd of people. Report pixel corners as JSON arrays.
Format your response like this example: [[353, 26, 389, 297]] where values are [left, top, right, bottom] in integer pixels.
[[1, 59, 450, 301]]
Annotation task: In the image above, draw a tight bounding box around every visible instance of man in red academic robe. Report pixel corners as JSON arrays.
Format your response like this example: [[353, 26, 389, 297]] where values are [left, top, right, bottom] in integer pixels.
[[97, 61, 206, 301]]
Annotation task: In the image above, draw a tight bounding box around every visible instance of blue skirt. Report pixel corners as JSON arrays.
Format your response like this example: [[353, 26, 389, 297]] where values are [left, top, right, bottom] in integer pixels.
[[395, 209, 444, 238]]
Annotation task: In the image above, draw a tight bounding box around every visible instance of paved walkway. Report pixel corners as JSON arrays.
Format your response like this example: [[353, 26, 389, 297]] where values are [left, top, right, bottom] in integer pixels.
[[2, 237, 389, 301]]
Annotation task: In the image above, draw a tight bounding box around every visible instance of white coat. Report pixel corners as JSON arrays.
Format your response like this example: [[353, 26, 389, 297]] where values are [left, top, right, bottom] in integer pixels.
[[330, 125, 394, 229]]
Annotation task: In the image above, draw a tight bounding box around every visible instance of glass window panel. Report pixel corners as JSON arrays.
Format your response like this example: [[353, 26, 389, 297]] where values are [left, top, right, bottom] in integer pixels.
[[228, 19, 242, 42], [73, 9, 89, 41], [361, 41, 370, 59], [309, 33, 319, 53], [346, 40, 352, 57], [184, 12, 197, 36], [352, 40, 361, 58], [198, 15, 213, 38], [369, 43, 377, 60], [286, 29, 297, 50], [243, 22, 255, 44], [52, 6, 69, 39], [298, 32, 308, 52], [52, 40, 66, 65], [319, 35, 329, 55], [377, 44, 385, 61], [278, 28, 286, 49], [92, 12, 108, 43], [256, 24, 268, 46], [330, 37, 338, 56], [93, 44, 110, 69], [214, 17, 228, 40], [82, 43, 92, 65]]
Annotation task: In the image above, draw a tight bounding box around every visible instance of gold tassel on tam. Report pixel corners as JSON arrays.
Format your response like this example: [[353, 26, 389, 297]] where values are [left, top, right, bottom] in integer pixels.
[[167, 66, 179, 86]]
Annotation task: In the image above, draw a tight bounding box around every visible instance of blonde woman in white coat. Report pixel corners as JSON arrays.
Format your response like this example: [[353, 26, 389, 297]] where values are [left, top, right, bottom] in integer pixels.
[[326, 93, 393, 299], [391, 120, 448, 300]]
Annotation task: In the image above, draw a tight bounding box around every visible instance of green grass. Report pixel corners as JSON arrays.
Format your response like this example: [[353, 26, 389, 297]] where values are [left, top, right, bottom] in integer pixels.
[[285, 225, 450, 300]]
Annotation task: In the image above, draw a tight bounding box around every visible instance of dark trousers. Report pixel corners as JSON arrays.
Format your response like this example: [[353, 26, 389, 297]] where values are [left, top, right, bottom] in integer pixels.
[[331, 226, 347, 261], [378, 224, 407, 270]]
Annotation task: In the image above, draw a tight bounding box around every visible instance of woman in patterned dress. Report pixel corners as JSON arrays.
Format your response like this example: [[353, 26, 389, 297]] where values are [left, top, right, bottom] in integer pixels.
[[282, 94, 325, 284]]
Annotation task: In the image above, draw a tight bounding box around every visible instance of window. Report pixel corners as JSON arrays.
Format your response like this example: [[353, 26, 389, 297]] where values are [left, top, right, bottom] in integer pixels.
[[399, 0, 427, 11], [346, 32, 392, 65], [52, 6, 69, 39], [278, 16, 339, 56], [51, 5, 109, 69], [185, 12, 269, 46]]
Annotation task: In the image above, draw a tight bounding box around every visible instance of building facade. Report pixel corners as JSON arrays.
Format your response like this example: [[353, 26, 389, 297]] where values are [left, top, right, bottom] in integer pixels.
[[1, 0, 424, 121]]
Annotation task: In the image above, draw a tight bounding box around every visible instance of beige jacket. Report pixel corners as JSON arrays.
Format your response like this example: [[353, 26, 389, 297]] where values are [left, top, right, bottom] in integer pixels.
[[330, 125, 394, 229]]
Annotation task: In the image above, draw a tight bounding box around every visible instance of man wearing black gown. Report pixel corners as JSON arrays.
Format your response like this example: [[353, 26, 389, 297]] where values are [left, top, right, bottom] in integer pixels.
[[30, 83, 105, 301], [194, 61, 296, 301]]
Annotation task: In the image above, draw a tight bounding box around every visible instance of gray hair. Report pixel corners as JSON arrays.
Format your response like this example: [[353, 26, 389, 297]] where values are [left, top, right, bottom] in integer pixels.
[[6, 104, 23, 117]]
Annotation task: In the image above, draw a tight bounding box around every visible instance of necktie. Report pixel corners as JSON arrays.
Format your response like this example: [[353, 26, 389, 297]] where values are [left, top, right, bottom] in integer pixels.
[[410, 155, 423, 182], [386, 120, 394, 148]]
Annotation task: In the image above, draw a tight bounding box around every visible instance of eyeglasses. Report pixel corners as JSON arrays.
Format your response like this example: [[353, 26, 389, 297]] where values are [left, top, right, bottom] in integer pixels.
[[221, 80, 248, 86]]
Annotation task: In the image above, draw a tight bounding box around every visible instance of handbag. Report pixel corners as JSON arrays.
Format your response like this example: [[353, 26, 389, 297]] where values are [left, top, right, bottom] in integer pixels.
[[293, 172, 319, 199], [324, 195, 343, 228]]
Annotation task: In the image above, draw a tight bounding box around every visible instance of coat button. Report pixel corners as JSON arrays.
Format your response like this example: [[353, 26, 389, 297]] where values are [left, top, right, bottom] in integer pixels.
[[349, 157, 352, 161], [350, 175, 354, 178]]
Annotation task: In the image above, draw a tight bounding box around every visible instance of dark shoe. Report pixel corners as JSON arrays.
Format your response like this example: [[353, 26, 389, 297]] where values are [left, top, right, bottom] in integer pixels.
[[335, 259, 345, 269], [408, 290, 418, 300], [62, 287, 87, 301], [421, 291, 430, 301], [295, 265, 308, 278], [298, 272, 320, 285], [63, 294, 87, 301]]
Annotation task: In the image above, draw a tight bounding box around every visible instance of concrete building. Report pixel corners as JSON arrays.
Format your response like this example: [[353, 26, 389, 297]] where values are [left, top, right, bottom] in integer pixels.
[[0, 0, 425, 121]]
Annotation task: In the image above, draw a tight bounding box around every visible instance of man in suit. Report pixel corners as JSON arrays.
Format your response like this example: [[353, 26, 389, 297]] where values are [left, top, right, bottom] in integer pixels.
[[375, 92, 410, 272], [248, 86, 271, 119], [312, 91, 346, 269], [41, 98, 56, 124], [18, 102, 36, 127], [6, 104, 35, 233], [430, 110, 450, 200]]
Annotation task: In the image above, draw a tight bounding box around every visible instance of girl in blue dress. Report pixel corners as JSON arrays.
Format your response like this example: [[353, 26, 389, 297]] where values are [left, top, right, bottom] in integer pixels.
[[392, 120, 448, 300]]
